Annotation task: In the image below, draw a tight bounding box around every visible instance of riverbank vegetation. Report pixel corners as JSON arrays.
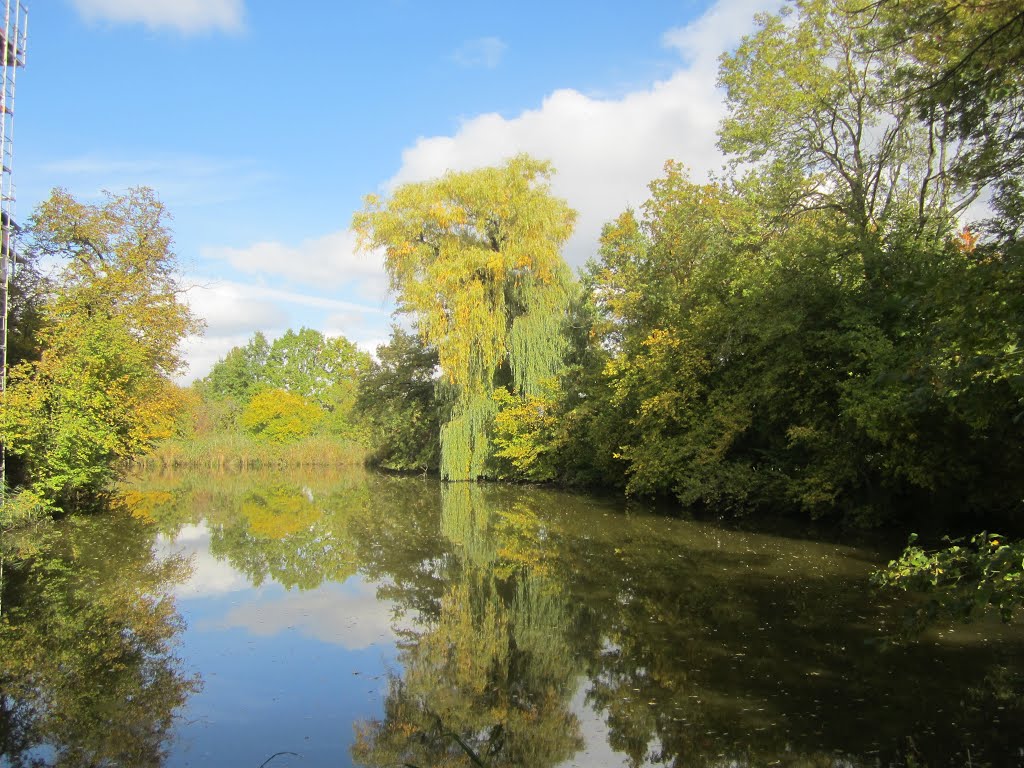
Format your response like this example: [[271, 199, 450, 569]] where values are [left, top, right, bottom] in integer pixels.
[[0, 187, 200, 521], [2, 0, 1022, 626], [348, 0, 1024, 623], [343, 0, 1024, 521], [139, 328, 372, 470]]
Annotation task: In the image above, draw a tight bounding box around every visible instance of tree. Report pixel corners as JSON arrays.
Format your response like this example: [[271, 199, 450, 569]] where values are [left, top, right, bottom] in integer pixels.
[[354, 327, 441, 472], [202, 331, 270, 403], [568, 0, 1024, 526], [580, 149, 1024, 523], [491, 381, 565, 482], [200, 329, 370, 438], [240, 388, 323, 444], [583, 165, 873, 515], [0, 511, 199, 766], [0, 188, 200, 508], [867, 0, 1024, 240], [3, 232, 47, 371], [353, 155, 576, 480], [27, 188, 198, 377], [263, 328, 370, 435], [718, 0, 982, 244]]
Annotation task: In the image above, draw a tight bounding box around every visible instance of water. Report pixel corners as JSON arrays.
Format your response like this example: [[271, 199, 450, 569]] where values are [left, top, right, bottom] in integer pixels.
[[2, 467, 1022, 767]]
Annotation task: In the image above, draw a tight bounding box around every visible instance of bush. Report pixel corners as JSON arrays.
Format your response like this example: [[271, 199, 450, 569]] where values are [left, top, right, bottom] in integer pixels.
[[239, 388, 323, 443]]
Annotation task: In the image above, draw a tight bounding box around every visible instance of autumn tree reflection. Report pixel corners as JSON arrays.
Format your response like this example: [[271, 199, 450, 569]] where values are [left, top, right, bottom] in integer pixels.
[[0, 510, 199, 767], [119, 469, 371, 591], [353, 484, 584, 768]]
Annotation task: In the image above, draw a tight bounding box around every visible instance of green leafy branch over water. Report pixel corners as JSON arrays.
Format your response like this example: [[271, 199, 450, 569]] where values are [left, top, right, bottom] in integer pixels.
[[874, 533, 1024, 630]]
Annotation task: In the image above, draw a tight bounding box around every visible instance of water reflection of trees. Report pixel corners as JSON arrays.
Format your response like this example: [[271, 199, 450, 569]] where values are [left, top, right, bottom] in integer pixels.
[[0, 510, 199, 767], [549, 502, 1024, 768], [355, 485, 1023, 768], [353, 484, 584, 768], [120, 469, 373, 590], [111, 469, 1023, 767]]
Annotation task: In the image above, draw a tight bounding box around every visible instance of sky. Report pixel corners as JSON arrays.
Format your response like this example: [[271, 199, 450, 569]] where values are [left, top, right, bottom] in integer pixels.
[[15, 0, 778, 381]]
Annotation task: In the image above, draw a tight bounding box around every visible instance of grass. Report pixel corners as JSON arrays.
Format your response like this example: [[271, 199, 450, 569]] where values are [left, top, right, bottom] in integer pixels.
[[0, 487, 51, 533], [134, 433, 368, 471]]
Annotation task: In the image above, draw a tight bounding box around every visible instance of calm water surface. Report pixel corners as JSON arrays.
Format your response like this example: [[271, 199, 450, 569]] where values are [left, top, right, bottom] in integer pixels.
[[1, 467, 1022, 767]]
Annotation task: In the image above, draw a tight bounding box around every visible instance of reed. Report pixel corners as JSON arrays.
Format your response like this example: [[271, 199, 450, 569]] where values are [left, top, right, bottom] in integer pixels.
[[135, 433, 368, 470]]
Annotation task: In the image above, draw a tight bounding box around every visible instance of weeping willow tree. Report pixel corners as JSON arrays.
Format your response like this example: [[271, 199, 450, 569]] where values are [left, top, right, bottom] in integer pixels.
[[354, 155, 576, 480]]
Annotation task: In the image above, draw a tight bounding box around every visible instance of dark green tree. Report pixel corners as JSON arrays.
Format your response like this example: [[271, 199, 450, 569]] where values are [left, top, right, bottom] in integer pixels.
[[355, 327, 440, 472]]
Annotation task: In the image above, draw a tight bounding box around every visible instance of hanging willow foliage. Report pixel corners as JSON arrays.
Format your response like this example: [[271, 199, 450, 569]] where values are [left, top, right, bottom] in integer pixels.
[[439, 392, 496, 486], [440, 483, 496, 567], [354, 155, 576, 480]]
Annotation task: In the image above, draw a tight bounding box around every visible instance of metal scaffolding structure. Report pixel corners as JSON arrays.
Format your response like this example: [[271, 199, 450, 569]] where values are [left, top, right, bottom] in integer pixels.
[[0, 0, 26, 496]]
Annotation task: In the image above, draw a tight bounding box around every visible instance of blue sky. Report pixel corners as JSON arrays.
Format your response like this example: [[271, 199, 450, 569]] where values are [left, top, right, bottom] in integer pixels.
[[16, 0, 776, 380]]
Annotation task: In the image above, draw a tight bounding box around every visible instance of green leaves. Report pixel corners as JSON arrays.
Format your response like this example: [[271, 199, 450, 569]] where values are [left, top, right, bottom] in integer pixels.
[[874, 532, 1024, 630], [557, 0, 1024, 534], [263, 328, 370, 414], [354, 328, 440, 472], [490, 382, 566, 482], [0, 511, 198, 765], [198, 328, 372, 441], [1, 188, 198, 509], [719, 0, 978, 240]]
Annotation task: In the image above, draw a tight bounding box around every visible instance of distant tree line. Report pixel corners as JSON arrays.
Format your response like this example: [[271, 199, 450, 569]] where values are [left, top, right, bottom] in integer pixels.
[[195, 327, 371, 443]]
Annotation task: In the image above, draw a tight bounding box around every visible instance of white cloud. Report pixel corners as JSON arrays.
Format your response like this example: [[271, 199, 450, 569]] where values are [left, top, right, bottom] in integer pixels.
[[179, 332, 251, 385], [452, 36, 507, 69], [71, 0, 245, 34], [185, 279, 387, 325], [322, 312, 391, 355], [563, 680, 635, 768], [388, 0, 777, 268], [200, 229, 388, 297], [216, 578, 399, 650], [186, 280, 288, 335], [662, 0, 773, 70], [156, 523, 251, 598], [173, 0, 778, 380]]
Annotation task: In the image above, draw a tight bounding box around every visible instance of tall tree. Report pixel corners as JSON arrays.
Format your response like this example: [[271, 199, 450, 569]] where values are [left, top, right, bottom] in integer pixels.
[[868, 0, 1024, 240], [202, 331, 270, 403], [263, 327, 370, 434], [718, 0, 982, 244], [353, 155, 576, 480], [0, 188, 200, 509]]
